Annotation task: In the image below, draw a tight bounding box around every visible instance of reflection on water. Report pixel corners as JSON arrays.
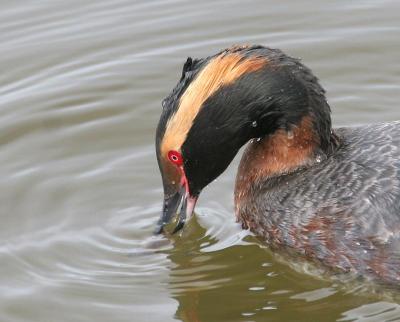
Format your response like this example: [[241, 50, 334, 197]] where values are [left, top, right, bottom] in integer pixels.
[[1, 0, 400, 321], [164, 212, 400, 322], [339, 302, 400, 322]]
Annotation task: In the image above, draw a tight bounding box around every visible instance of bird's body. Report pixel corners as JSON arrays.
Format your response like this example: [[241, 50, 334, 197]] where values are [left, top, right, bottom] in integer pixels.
[[155, 45, 400, 286], [236, 122, 400, 284]]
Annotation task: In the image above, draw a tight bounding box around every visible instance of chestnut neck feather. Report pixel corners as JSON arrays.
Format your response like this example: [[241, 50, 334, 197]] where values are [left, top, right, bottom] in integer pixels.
[[235, 116, 325, 209]]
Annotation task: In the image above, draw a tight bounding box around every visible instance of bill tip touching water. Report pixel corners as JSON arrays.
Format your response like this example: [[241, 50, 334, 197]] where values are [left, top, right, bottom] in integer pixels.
[[155, 44, 400, 286]]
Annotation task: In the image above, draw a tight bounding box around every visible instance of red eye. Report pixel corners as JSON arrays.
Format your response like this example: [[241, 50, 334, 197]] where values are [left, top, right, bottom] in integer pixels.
[[168, 150, 183, 166]]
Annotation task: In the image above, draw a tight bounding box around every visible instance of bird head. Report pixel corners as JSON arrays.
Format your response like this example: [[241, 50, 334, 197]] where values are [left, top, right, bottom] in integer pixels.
[[154, 45, 332, 234]]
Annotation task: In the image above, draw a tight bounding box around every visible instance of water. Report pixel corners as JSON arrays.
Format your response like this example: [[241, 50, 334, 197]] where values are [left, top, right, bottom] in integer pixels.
[[1, 1, 400, 321]]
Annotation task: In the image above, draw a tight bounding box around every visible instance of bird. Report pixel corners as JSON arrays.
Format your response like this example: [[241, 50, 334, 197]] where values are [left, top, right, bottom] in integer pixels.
[[155, 44, 400, 286]]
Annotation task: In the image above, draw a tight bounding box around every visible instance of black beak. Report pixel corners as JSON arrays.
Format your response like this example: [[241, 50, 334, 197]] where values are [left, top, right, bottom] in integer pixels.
[[154, 186, 187, 235]]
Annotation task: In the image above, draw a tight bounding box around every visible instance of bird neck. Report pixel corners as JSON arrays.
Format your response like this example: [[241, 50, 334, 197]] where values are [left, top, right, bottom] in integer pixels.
[[234, 115, 335, 211]]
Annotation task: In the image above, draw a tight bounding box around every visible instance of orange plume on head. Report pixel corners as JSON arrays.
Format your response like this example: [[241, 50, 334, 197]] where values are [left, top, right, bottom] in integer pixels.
[[160, 49, 267, 162]]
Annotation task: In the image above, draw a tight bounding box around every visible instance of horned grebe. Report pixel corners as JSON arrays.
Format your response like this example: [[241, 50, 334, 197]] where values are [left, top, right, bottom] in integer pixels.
[[155, 45, 400, 285]]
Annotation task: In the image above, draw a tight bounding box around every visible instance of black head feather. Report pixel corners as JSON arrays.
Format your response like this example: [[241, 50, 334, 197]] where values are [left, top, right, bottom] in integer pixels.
[[157, 45, 334, 196]]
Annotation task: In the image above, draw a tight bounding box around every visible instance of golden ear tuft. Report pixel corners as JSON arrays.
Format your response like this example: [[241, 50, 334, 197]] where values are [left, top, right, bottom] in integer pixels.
[[160, 50, 267, 160]]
